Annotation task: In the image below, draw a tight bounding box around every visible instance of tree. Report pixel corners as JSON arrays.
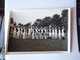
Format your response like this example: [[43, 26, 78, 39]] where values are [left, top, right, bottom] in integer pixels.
[[18, 23, 22, 27], [52, 14, 61, 27], [43, 17, 52, 27], [32, 19, 42, 28], [61, 9, 68, 32], [24, 22, 31, 28], [36, 19, 42, 28]]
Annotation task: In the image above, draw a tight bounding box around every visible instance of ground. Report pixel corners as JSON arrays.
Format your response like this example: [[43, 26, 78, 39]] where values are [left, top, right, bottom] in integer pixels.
[[8, 38, 68, 52]]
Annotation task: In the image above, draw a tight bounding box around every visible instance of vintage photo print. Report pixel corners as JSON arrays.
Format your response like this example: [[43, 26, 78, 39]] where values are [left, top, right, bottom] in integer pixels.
[[7, 8, 71, 53]]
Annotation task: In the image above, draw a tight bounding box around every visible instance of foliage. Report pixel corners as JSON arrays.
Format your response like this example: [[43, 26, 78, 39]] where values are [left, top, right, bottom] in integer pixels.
[[11, 9, 68, 29], [32, 9, 68, 28]]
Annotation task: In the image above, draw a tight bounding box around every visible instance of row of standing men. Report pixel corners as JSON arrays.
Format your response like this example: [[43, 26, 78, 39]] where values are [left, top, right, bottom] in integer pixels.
[[11, 27, 65, 40]]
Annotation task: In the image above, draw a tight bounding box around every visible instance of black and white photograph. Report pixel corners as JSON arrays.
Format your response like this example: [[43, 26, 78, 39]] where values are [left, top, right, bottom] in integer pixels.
[[7, 8, 71, 53]]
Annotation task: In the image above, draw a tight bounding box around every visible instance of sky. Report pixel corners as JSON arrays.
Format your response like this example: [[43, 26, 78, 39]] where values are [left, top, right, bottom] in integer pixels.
[[10, 8, 68, 25]]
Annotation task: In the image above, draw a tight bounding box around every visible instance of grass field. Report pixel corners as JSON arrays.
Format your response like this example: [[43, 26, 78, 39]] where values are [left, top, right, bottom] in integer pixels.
[[8, 38, 68, 52]]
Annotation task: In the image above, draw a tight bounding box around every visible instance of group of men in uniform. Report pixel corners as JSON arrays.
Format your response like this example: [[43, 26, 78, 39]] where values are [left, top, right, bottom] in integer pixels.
[[10, 25, 65, 40]]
